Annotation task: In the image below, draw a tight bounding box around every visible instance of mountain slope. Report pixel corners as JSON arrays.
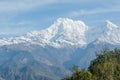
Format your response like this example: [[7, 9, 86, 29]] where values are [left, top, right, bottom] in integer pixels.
[[26, 18, 88, 47], [95, 20, 120, 45], [0, 18, 120, 48], [0, 18, 120, 80]]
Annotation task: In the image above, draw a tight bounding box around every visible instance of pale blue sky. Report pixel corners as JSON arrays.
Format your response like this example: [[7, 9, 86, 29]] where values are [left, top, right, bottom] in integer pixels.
[[0, 0, 120, 37]]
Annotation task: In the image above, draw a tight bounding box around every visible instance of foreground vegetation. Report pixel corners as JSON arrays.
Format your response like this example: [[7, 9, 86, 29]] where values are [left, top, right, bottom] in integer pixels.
[[62, 48, 120, 80]]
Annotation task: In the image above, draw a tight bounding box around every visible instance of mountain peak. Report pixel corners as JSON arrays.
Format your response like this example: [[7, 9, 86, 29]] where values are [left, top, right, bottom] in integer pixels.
[[94, 20, 120, 45], [23, 18, 89, 48], [105, 20, 118, 30], [56, 18, 87, 26], [56, 18, 72, 22], [52, 18, 88, 35], [45, 18, 88, 47], [0, 18, 120, 48]]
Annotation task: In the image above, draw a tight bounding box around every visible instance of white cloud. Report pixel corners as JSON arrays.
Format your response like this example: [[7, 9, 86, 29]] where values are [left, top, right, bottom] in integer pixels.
[[0, 0, 58, 13], [0, 0, 101, 13], [68, 5, 120, 17]]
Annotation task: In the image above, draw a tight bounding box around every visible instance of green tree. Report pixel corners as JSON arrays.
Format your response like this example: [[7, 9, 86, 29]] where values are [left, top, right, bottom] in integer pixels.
[[89, 48, 120, 80], [62, 66, 93, 80], [62, 48, 120, 80]]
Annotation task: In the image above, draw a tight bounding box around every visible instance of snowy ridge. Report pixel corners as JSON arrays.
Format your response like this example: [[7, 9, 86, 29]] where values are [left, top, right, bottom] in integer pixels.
[[95, 21, 120, 45], [25, 18, 89, 47], [0, 18, 120, 47]]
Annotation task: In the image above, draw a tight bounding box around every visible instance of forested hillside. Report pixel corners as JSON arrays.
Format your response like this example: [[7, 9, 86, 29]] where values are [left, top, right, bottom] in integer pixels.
[[62, 48, 120, 80]]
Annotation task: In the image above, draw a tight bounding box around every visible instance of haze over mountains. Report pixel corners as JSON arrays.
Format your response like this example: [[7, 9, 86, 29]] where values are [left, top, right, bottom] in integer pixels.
[[0, 18, 120, 80]]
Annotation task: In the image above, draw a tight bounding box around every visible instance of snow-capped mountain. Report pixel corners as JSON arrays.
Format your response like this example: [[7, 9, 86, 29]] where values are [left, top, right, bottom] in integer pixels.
[[25, 18, 88, 47], [95, 20, 120, 45], [0, 18, 120, 80], [86, 20, 120, 43], [0, 18, 120, 48]]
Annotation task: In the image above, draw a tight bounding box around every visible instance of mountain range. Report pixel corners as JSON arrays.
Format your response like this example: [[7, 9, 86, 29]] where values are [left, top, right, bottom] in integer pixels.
[[0, 18, 120, 80], [1, 18, 120, 47]]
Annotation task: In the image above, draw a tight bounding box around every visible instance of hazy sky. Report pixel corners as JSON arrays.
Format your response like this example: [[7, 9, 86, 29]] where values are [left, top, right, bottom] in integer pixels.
[[0, 0, 120, 36]]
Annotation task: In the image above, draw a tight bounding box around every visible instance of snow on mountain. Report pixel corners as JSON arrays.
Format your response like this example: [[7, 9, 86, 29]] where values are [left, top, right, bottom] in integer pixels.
[[94, 20, 120, 45], [86, 20, 119, 43], [0, 18, 120, 47], [23, 18, 89, 47], [42, 18, 88, 47]]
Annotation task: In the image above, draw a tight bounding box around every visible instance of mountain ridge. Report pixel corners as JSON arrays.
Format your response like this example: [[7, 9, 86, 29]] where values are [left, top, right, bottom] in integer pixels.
[[0, 18, 120, 48], [0, 18, 120, 80]]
